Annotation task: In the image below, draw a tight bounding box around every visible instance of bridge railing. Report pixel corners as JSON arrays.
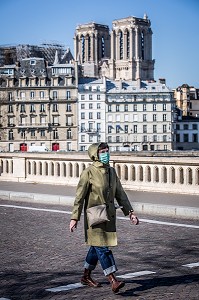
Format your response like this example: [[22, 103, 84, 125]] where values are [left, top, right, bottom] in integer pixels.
[[0, 152, 199, 195]]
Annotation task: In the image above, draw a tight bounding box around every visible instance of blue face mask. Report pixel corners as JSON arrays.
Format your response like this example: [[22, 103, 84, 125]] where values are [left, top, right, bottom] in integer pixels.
[[99, 152, 110, 164]]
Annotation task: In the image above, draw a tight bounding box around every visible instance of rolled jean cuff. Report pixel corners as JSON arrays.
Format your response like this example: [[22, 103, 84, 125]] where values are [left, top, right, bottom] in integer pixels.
[[84, 261, 96, 271], [103, 265, 117, 276]]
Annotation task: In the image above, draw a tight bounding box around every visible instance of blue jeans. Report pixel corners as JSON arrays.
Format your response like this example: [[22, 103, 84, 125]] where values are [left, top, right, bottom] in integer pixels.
[[84, 246, 117, 276]]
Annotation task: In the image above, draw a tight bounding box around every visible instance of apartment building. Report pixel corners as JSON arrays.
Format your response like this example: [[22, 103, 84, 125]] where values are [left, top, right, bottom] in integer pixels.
[[0, 57, 78, 152], [174, 84, 199, 117], [106, 79, 175, 151], [78, 77, 106, 151]]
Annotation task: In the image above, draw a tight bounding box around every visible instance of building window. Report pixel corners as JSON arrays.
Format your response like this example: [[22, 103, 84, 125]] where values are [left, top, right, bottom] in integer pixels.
[[153, 125, 157, 133], [108, 136, 112, 143], [88, 103, 93, 109], [89, 135, 93, 143], [8, 130, 14, 140], [193, 124, 198, 130], [193, 134, 198, 142], [116, 105, 120, 112], [40, 103, 45, 112], [176, 124, 180, 130], [143, 135, 147, 142], [30, 130, 35, 137], [30, 104, 35, 113], [52, 103, 58, 112], [116, 125, 120, 133], [153, 135, 157, 142], [143, 125, 147, 133], [66, 90, 70, 99], [143, 114, 147, 122], [67, 129, 72, 139], [153, 114, 157, 121], [89, 94, 93, 100], [53, 91, 57, 100], [153, 104, 157, 111], [124, 104, 128, 111], [108, 105, 111, 112], [108, 126, 112, 134], [184, 124, 189, 130], [52, 116, 59, 126], [20, 104, 25, 113], [41, 130, 46, 137], [81, 135, 85, 142], [88, 123, 93, 132], [163, 125, 167, 133], [124, 125, 128, 133], [133, 104, 137, 111], [163, 135, 167, 142], [89, 112, 93, 119], [8, 105, 13, 113], [143, 104, 146, 111], [163, 114, 167, 121], [20, 129, 25, 139], [30, 91, 35, 99], [116, 114, 120, 122], [81, 123, 85, 132], [183, 134, 189, 142], [40, 91, 44, 98], [116, 136, 120, 142], [52, 130, 58, 139], [66, 103, 71, 112], [163, 103, 166, 111], [81, 95, 85, 100], [97, 123, 101, 132], [97, 103, 101, 109], [97, 112, 101, 119], [8, 92, 12, 101], [176, 134, 180, 142], [133, 125, 137, 133], [30, 60, 36, 65], [97, 94, 100, 100]]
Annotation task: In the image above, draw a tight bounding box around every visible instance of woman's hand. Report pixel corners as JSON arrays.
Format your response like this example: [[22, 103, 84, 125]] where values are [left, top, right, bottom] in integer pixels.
[[129, 212, 139, 225], [70, 219, 78, 232]]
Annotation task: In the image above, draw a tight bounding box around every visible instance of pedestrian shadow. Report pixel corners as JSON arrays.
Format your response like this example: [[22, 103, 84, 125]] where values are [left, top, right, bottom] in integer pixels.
[[118, 273, 199, 297]]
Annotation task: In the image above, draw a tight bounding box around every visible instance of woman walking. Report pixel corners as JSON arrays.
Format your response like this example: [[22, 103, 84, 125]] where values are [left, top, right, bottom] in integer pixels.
[[70, 142, 139, 293]]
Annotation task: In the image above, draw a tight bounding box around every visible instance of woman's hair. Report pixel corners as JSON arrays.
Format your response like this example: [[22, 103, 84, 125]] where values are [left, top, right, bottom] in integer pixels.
[[98, 142, 109, 151]]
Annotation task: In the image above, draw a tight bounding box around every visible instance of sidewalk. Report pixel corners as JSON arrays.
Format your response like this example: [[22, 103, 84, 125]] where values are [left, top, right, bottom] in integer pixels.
[[0, 181, 199, 219]]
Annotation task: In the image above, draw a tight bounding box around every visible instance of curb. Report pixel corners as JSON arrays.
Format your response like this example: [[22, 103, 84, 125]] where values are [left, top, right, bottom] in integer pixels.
[[0, 190, 198, 220]]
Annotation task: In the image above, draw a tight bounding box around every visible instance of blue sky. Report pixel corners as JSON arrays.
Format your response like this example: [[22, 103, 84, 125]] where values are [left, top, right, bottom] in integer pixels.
[[0, 0, 198, 89]]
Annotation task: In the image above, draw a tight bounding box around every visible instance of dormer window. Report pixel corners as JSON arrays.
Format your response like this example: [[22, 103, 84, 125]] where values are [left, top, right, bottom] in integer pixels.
[[30, 60, 36, 65]]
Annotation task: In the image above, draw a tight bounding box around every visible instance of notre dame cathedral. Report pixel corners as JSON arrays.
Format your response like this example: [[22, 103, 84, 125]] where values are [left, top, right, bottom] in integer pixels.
[[74, 14, 155, 81]]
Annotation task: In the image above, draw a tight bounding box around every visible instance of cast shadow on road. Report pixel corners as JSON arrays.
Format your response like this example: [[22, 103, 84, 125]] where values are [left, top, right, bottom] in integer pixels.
[[0, 270, 198, 299], [119, 273, 199, 297]]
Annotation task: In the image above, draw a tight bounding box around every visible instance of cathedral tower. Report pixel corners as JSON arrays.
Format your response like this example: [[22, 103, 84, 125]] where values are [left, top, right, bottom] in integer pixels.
[[74, 22, 110, 77]]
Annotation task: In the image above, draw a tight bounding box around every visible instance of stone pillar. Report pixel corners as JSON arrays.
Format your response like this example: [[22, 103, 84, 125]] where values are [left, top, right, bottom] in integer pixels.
[[111, 30, 115, 59], [123, 31, 127, 60], [13, 157, 26, 180], [94, 34, 98, 63], [135, 27, 139, 59]]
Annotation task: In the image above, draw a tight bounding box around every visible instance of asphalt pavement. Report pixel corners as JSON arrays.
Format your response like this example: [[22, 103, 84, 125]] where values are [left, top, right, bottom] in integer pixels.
[[0, 199, 198, 300], [0, 181, 199, 219]]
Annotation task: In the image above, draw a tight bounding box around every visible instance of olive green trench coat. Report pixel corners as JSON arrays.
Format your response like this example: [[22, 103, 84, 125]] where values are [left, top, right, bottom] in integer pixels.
[[71, 143, 133, 247]]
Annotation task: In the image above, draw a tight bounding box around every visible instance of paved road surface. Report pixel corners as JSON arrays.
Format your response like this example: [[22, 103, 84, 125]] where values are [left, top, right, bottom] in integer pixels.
[[0, 199, 198, 299]]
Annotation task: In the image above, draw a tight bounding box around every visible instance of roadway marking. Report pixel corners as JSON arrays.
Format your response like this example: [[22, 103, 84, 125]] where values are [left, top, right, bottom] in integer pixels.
[[182, 262, 199, 268], [46, 282, 83, 292], [117, 270, 156, 279], [118, 216, 199, 229], [1, 204, 199, 229], [45, 270, 156, 293]]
